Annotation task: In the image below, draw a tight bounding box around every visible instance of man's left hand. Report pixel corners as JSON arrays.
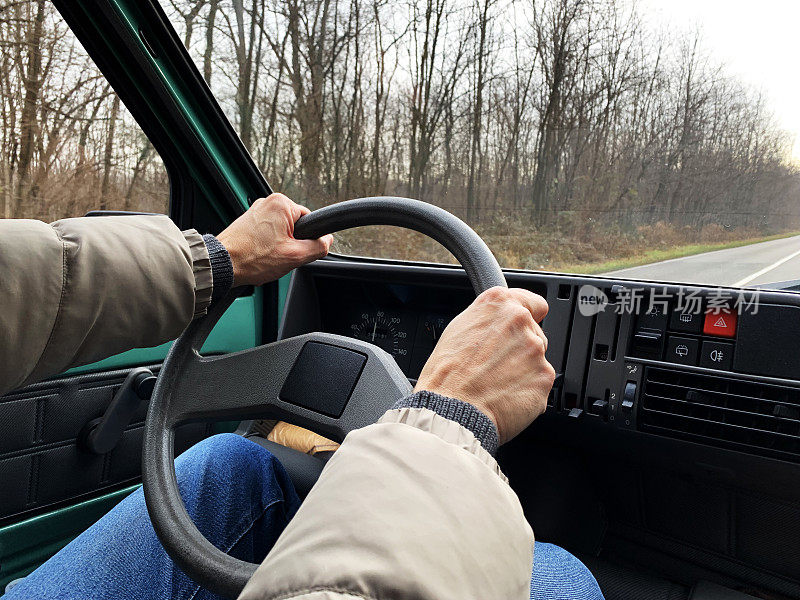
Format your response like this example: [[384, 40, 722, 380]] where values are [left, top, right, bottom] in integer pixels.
[[217, 193, 333, 287]]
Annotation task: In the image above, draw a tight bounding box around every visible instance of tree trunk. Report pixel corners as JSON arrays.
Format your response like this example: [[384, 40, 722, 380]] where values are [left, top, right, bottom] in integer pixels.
[[203, 0, 218, 84], [100, 94, 120, 208], [466, 0, 491, 222], [15, 0, 46, 214]]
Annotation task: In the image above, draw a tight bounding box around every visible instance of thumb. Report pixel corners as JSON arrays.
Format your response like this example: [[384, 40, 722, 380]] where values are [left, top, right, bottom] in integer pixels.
[[291, 234, 333, 262]]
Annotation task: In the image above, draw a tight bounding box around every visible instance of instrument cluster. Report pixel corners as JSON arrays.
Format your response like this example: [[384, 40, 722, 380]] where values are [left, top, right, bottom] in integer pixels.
[[314, 277, 469, 378]]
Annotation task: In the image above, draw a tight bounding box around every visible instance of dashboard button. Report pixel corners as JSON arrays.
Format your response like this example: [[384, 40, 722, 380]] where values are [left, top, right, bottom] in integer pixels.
[[670, 308, 703, 333], [703, 309, 737, 338], [666, 336, 699, 366], [637, 304, 668, 331], [631, 329, 664, 360], [700, 341, 734, 371]]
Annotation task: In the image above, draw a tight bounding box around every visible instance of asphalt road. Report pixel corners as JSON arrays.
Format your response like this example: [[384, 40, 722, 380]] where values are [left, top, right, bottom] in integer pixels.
[[604, 235, 800, 287]]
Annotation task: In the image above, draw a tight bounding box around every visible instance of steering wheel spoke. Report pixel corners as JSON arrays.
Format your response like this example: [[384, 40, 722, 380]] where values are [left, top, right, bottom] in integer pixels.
[[167, 333, 412, 441], [167, 338, 305, 426]]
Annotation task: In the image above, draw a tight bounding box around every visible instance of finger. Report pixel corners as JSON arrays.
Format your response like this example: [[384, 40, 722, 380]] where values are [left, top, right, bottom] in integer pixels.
[[293, 203, 312, 218], [291, 235, 333, 262], [507, 288, 549, 323], [531, 319, 548, 352], [286, 199, 310, 223]]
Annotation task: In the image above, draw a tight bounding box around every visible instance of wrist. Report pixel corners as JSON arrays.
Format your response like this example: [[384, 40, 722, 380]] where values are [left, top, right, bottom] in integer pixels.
[[202, 234, 235, 301], [414, 376, 501, 436], [215, 231, 245, 287], [395, 390, 500, 456]]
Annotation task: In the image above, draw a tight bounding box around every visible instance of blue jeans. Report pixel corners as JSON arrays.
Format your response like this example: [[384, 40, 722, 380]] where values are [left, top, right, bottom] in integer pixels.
[[4, 434, 603, 600]]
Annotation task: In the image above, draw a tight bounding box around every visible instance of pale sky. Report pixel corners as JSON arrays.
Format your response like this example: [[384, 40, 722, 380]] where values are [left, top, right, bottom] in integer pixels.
[[639, 0, 800, 160]]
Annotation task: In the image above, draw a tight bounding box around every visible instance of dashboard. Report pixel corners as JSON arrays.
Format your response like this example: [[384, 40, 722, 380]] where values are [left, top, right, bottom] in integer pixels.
[[279, 256, 800, 597], [281, 257, 800, 464]]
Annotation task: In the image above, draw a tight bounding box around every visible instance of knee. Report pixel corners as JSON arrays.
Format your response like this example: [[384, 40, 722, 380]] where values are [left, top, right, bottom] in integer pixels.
[[175, 434, 287, 498], [532, 542, 604, 600], [178, 432, 264, 467]]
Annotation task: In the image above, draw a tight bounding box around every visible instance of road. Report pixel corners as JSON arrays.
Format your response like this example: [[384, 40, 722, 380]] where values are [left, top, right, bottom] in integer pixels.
[[604, 235, 800, 287]]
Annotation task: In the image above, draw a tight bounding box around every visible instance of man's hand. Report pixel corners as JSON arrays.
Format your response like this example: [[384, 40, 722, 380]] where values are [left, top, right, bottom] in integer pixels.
[[217, 193, 333, 287], [415, 286, 555, 445]]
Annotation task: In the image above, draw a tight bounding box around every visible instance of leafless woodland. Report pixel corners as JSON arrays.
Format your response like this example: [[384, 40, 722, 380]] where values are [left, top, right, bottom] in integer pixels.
[[3, 0, 800, 269]]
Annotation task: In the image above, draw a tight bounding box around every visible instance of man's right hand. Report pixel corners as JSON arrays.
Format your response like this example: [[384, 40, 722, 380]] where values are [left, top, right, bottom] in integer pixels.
[[415, 286, 556, 445]]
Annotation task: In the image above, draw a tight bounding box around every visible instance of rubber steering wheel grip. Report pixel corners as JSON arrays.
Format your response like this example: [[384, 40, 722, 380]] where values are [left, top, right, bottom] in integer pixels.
[[142, 197, 506, 599], [293, 197, 506, 294]]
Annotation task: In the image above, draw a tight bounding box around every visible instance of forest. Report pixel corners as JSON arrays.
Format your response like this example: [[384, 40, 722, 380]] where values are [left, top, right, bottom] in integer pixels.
[[2, 0, 799, 270]]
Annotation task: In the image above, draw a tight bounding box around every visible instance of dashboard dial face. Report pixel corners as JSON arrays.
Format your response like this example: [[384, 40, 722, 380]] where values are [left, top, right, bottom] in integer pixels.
[[349, 311, 413, 370], [422, 316, 448, 345]]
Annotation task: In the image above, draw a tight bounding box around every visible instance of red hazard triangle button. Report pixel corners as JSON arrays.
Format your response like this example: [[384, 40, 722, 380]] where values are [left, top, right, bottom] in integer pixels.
[[703, 309, 737, 338]]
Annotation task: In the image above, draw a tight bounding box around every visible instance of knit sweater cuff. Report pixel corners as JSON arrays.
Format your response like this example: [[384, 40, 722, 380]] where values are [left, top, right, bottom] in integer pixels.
[[202, 234, 234, 304], [392, 391, 499, 456]]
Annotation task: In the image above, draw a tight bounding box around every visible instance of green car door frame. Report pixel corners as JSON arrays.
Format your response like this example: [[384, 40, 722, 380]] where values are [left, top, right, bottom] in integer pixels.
[[0, 0, 283, 587]]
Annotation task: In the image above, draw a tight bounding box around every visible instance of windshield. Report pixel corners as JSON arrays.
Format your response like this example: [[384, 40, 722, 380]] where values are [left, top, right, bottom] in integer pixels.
[[162, 0, 800, 288]]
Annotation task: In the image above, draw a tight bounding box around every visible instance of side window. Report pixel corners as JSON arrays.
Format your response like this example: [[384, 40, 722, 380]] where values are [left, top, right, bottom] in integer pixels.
[[0, 2, 168, 221]]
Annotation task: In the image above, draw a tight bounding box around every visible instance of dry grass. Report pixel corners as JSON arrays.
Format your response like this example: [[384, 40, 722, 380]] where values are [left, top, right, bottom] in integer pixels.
[[10, 181, 794, 277], [333, 220, 799, 274], [5, 173, 169, 222]]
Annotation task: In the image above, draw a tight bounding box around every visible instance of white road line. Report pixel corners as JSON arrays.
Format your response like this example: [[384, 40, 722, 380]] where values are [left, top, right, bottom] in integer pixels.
[[732, 246, 800, 287], [607, 235, 800, 275]]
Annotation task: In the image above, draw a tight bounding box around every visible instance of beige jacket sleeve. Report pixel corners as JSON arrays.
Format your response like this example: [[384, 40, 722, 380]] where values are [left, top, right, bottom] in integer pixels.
[[0, 215, 212, 396], [239, 407, 534, 600]]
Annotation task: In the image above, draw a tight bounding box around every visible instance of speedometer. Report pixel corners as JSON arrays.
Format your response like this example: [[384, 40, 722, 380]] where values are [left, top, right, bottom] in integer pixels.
[[349, 311, 413, 371]]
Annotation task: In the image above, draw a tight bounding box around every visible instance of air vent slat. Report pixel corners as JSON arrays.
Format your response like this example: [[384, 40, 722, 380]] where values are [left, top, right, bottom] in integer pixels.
[[642, 393, 800, 435], [640, 367, 800, 461], [646, 380, 796, 414], [640, 422, 800, 457]]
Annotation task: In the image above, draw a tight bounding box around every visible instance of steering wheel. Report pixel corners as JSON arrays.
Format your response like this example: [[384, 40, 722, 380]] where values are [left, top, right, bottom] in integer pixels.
[[142, 196, 507, 599]]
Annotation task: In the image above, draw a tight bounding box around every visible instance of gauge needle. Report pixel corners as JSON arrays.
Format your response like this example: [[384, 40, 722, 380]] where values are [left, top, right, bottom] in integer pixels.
[[372, 319, 377, 341]]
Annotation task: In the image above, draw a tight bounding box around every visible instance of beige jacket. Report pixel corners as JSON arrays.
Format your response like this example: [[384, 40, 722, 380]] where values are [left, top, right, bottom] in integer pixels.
[[239, 407, 534, 600], [0, 215, 534, 600], [0, 215, 211, 396]]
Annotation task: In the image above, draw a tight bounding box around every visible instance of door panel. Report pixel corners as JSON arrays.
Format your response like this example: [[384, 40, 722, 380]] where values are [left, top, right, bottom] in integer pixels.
[[0, 485, 139, 590], [0, 292, 263, 588], [0, 366, 211, 526], [0, 292, 262, 522]]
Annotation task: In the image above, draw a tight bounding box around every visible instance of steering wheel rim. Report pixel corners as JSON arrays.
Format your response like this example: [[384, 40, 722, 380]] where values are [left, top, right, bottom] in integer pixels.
[[142, 196, 506, 599], [293, 196, 505, 294]]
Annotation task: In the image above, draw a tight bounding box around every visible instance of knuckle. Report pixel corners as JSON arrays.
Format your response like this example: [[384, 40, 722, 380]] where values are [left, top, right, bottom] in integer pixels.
[[481, 286, 508, 304], [267, 193, 289, 206], [510, 307, 532, 327], [529, 334, 546, 355], [544, 361, 556, 383]]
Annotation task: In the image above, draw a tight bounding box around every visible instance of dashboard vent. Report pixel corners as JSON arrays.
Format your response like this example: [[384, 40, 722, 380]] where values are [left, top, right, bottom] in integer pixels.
[[640, 367, 800, 460]]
